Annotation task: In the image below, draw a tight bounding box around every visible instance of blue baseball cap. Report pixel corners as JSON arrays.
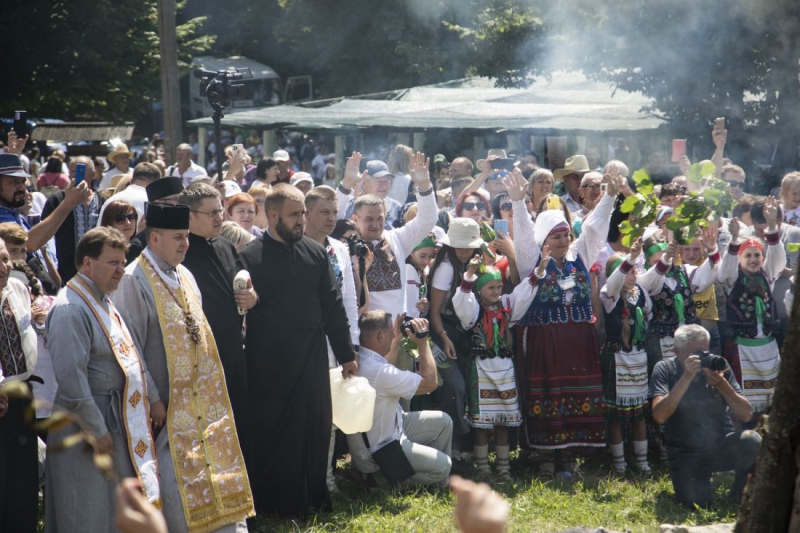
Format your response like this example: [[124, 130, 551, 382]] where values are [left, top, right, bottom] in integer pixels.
[[366, 160, 393, 179]]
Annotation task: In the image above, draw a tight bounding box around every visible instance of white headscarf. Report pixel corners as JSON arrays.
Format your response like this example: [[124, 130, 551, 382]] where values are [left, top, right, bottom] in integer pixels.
[[533, 209, 569, 248]]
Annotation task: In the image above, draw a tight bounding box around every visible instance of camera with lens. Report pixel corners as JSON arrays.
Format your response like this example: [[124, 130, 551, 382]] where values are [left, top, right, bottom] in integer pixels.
[[401, 314, 429, 339], [346, 235, 369, 258], [694, 351, 727, 371]]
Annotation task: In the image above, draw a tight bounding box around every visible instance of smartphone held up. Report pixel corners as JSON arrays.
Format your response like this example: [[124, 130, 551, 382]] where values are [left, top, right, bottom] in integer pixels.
[[13, 111, 27, 137]]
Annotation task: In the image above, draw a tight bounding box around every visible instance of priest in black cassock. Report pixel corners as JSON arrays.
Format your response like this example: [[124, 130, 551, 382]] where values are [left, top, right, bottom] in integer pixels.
[[240, 184, 358, 518], [178, 182, 257, 470]]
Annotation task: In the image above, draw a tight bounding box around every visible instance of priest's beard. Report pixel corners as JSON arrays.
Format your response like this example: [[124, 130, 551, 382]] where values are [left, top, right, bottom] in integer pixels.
[[275, 215, 304, 243]]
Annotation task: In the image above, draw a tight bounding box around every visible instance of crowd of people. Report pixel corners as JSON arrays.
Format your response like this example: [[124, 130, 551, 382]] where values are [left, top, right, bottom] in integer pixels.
[[0, 117, 791, 532]]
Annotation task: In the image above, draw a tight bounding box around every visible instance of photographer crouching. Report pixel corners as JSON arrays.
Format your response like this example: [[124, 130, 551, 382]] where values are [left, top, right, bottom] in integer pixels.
[[651, 324, 761, 508], [347, 311, 453, 488]]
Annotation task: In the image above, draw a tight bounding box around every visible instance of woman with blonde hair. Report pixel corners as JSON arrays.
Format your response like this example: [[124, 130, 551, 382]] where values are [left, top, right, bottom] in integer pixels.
[[220, 220, 255, 252], [248, 183, 270, 230], [528, 168, 554, 219], [387, 144, 414, 204]]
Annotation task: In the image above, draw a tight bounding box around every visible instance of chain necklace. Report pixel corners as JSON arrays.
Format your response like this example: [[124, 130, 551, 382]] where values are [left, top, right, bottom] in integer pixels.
[[141, 253, 203, 345]]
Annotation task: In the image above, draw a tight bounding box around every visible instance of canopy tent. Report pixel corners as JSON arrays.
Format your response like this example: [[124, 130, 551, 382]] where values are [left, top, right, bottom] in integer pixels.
[[187, 72, 665, 134]]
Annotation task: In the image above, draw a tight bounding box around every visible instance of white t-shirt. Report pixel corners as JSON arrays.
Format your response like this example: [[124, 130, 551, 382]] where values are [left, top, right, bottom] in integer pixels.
[[784, 205, 800, 226], [166, 161, 208, 187]]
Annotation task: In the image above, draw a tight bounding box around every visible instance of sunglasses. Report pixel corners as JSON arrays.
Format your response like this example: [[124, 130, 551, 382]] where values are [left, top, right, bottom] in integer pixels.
[[500, 201, 513, 211], [462, 201, 487, 212], [724, 180, 743, 187], [114, 213, 137, 224]]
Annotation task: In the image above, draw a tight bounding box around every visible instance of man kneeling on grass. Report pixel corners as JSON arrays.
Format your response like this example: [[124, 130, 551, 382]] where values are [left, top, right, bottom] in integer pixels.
[[347, 311, 453, 488], [651, 324, 761, 508]]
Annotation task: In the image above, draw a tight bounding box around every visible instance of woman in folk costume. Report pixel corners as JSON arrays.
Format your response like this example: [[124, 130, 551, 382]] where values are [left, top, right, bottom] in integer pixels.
[[600, 238, 661, 475], [718, 198, 784, 420], [637, 225, 720, 371], [452, 253, 541, 482], [513, 167, 621, 479]]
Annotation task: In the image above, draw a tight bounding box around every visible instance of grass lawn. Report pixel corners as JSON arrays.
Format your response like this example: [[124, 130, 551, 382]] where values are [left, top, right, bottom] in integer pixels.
[[252, 452, 739, 533]]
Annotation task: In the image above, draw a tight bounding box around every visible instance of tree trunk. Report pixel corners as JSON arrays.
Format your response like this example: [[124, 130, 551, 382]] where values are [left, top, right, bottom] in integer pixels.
[[157, 0, 182, 166], [735, 280, 800, 531]]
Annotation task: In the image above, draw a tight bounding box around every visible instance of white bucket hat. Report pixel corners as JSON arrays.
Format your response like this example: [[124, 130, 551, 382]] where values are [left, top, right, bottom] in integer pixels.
[[440, 218, 484, 249]]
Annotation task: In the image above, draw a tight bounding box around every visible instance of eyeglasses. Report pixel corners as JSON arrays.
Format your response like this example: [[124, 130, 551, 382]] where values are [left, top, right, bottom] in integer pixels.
[[462, 201, 487, 212], [500, 202, 513, 211], [580, 183, 601, 190], [724, 180, 743, 188], [191, 208, 224, 218], [113, 213, 138, 224]]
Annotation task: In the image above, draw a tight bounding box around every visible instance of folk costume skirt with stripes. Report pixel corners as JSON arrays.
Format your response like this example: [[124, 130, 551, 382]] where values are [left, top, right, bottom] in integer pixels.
[[516, 321, 605, 451]]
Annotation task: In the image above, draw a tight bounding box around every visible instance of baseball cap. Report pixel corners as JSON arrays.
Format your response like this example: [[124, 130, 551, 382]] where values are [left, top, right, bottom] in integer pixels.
[[272, 150, 290, 162], [366, 160, 393, 179]]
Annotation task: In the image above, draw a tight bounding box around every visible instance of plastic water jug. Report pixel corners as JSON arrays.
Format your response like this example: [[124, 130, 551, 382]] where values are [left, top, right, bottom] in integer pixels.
[[329, 367, 376, 434]]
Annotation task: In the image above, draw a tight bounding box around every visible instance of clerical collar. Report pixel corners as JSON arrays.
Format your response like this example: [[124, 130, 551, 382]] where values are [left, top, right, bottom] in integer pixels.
[[189, 232, 214, 245], [144, 247, 177, 274], [76, 272, 108, 302]]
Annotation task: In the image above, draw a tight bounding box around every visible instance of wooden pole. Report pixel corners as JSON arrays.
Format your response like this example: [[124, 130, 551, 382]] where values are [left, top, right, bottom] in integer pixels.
[[157, 0, 182, 166]]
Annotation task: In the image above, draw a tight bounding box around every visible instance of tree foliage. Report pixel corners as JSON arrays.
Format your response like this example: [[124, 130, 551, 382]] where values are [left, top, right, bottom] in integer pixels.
[[1, 0, 213, 122]]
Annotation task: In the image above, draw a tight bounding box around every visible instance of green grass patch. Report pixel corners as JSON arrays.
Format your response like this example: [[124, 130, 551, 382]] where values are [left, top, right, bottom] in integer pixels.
[[252, 454, 738, 532]]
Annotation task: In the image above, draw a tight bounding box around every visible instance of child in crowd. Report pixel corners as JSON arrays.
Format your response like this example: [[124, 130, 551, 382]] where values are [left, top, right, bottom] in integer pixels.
[[599, 239, 655, 474], [405, 234, 436, 319], [452, 250, 541, 482], [680, 236, 722, 355], [780, 172, 800, 225], [718, 199, 784, 419], [638, 226, 720, 366]]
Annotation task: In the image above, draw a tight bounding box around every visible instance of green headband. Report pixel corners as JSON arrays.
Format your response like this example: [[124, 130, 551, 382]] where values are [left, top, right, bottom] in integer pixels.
[[413, 236, 437, 252], [476, 269, 503, 291], [607, 257, 625, 278], [644, 242, 668, 262]]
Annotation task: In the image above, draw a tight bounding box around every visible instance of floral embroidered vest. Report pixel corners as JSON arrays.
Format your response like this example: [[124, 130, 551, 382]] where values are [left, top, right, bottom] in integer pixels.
[[468, 303, 515, 360], [726, 268, 779, 339], [651, 265, 698, 338], [604, 285, 647, 352], [518, 255, 593, 327]]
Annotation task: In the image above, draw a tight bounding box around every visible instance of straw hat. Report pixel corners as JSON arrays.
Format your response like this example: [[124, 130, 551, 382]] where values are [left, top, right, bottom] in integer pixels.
[[440, 218, 483, 249], [554, 155, 590, 181], [475, 149, 508, 172], [107, 144, 133, 163]]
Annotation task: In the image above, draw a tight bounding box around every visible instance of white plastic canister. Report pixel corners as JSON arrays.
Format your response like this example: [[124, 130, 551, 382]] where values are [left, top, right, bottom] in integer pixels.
[[329, 367, 376, 434]]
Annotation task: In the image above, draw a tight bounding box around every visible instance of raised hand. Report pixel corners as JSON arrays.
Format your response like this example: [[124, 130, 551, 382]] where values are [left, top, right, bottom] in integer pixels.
[[664, 240, 678, 263], [729, 217, 741, 242], [630, 238, 643, 261], [467, 254, 483, 277], [701, 222, 718, 252], [535, 245, 551, 277], [6, 130, 28, 155], [764, 196, 779, 230], [63, 179, 91, 209], [409, 152, 432, 190], [342, 152, 365, 189], [678, 155, 691, 176], [605, 165, 621, 197], [502, 168, 528, 201], [712, 117, 727, 151]]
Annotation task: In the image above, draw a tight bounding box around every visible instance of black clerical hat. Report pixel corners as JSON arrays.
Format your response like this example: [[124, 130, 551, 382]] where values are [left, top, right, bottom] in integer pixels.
[[145, 204, 190, 230], [146, 177, 184, 202]]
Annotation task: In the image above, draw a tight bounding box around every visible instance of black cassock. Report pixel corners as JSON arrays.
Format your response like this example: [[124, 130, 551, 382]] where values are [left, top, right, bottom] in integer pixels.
[[182, 233, 254, 469], [240, 233, 355, 518]]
